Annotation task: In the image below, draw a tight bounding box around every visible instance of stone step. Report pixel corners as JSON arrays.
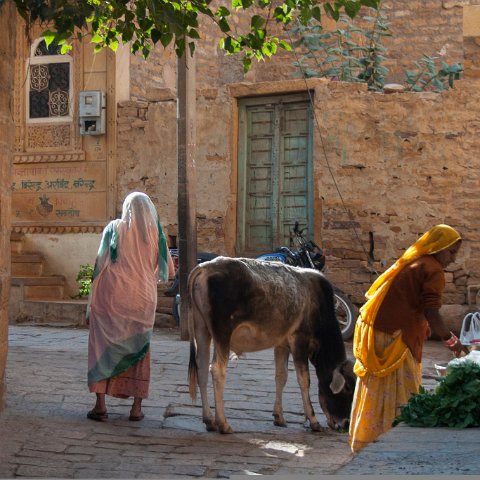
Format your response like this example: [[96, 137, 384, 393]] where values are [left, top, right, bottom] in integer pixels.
[[11, 253, 44, 276], [11, 275, 66, 300], [10, 232, 25, 255], [9, 289, 176, 327], [9, 298, 88, 327], [157, 295, 174, 309]]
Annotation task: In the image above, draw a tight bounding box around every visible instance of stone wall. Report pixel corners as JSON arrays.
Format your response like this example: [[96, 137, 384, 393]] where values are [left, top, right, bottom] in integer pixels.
[[0, 2, 16, 410], [116, 98, 179, 236], [381, 1, 480, 82], [116, 88, 231, 252], [309, 79, 479, 306], [116, 75, 480, 314], [113, 0, 480, 328], [128, 0, 480, 101], [116, 5, 480, 343]]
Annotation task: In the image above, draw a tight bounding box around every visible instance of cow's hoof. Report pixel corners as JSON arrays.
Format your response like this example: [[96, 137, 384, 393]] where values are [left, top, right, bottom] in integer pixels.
[[219, 424, 233, 434], [273, 413, 287, 427], [205, 421, 218, 432], [310, 422, 326, 432]]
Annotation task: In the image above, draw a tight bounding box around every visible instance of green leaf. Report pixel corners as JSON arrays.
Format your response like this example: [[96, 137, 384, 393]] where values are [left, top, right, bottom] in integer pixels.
[[91, 33, 103, 44], [243, 55, 252, 73], [362, 0, 380, 7], [188, 29, 201, 40], [158, 31, 172, 48], [233, 0, 254, 9], [150, 28, 161, 44], [312, 6, 322, 21], [324, 3, 340, 21], [215, 6, 231, 17], [42, 31, 56, 48], [219, 17, 230, 33], [109, 40, 119, 52], [251, 15, 265, 30], [345, 1, 362, 18], [278, 40, 292, 51], [60, 44, 73, 54]]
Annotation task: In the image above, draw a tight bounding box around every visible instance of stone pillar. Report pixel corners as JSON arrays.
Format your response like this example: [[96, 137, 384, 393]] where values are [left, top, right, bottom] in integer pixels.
[[0, 2, 16, 410]]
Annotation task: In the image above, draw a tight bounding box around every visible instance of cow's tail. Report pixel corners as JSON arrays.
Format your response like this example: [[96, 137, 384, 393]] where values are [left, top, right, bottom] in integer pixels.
[[188, 340, 198, 402], [187, 266, 202, 402]]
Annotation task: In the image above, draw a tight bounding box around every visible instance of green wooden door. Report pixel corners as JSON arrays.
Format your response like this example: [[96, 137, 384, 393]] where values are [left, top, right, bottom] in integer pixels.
[[237, 94, 313, 255]]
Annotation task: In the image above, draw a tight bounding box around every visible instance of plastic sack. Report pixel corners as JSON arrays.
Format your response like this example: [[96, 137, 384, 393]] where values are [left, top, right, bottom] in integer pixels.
[[448, 350, 480, 368], [459, 312, 480, 346]]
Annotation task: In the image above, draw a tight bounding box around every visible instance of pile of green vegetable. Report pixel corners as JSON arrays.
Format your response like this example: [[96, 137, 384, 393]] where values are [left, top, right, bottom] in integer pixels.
[[394, 360, 480, 428]]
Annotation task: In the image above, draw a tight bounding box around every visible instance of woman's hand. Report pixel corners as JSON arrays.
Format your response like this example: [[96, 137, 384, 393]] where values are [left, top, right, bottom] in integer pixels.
[[443, 332, 466, 357]]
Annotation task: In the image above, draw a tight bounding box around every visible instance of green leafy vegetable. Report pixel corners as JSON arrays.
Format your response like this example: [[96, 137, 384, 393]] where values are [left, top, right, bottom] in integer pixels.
[[394, 361, 480, 428]]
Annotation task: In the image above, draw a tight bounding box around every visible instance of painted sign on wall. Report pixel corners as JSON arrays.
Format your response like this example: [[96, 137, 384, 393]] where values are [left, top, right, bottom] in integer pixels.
[[12, 161, 107, 224]]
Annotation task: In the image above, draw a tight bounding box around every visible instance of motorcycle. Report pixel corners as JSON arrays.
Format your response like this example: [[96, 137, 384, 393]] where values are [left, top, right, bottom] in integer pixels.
[[166, 222, 357, 340]]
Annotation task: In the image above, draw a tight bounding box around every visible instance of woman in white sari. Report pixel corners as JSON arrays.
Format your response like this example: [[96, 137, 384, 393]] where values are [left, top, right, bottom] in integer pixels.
[[86, 192, 174, 421]]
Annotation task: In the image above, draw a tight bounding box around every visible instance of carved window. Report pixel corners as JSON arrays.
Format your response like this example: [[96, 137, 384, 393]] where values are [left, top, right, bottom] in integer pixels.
[[27, 39, 73, 123]]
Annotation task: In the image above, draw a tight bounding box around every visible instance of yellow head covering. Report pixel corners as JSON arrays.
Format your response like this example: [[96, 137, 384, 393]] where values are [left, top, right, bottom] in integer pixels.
[[353, 224, 462, 378]]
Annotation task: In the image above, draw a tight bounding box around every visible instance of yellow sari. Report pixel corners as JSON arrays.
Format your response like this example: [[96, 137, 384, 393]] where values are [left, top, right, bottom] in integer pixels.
[[349, 224, 461, 452]]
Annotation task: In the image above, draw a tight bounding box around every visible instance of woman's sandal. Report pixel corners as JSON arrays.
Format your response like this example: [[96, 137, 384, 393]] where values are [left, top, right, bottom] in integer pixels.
[[87, 409, 108, 422], [129, 412, 145, 421]]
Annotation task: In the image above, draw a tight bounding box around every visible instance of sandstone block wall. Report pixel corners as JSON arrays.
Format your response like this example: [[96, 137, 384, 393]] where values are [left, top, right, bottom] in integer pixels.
[[128, 1, 480, 101], [117, 0, 480, 314], [311, 80, 480, 305], [117, 76, 480, 312]]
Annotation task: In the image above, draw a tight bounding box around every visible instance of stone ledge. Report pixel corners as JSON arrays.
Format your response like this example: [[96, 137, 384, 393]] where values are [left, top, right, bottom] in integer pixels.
[[11, 275, 65, 286], [9, 298, 88, 327]]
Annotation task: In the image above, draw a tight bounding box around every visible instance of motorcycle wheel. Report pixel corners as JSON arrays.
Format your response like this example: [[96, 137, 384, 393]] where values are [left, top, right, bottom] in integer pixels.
[[333, 288, 356, 341]]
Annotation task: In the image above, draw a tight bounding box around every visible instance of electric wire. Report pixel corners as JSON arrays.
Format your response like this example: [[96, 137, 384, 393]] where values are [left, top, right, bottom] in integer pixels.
[[287, 27, 379, 276]]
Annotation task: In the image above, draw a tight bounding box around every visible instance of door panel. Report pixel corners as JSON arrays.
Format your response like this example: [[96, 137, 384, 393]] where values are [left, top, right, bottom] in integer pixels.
[[237, 94, 313, 255]]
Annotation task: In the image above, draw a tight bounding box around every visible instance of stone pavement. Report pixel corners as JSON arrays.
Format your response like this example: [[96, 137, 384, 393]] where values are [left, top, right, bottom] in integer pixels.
[[1, 325, 479, 478]]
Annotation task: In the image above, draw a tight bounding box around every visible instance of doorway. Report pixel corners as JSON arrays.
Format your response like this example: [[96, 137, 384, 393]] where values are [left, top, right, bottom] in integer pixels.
[[236, 93, 314, 255]]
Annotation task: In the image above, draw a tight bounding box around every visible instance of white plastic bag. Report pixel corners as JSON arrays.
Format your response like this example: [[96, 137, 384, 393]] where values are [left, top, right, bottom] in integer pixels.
[[448, 350, 480, 368], [459, 312, 480, 346]]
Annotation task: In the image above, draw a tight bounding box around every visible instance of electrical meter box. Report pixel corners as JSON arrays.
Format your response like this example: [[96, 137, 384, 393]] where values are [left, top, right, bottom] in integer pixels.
[[79, 91, 106, 135]]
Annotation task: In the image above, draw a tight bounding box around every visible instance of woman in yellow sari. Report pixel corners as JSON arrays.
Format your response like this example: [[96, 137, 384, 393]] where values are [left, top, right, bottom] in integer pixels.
[[349, 224, 464, 452]]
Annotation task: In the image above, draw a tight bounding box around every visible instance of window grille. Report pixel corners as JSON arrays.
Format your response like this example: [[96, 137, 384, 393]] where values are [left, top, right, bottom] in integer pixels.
[[27, 39, 72, 122]]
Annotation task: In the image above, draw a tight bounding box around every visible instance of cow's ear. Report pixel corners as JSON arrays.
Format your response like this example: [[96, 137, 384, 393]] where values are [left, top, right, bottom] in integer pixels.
[[329, 367, 346, 394]]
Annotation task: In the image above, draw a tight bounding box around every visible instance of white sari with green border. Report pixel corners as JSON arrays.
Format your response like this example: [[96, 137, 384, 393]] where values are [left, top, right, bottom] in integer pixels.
[[87, 192, 169, 386]]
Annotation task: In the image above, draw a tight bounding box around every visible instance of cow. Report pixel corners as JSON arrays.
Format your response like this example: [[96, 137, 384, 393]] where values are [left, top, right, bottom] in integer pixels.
[[187, 256, 355, 434]]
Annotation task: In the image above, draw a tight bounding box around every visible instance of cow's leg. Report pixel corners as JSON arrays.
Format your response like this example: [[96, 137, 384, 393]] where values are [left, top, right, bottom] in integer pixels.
[[272, 345, 289, 427], [195, 328, 217, 432], [210, 345, 232, 434], [291, 349, 324, 432]]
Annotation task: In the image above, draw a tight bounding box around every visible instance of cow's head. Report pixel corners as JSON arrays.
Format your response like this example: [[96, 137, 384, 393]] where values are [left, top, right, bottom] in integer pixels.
[[316, 359, 355, 430]]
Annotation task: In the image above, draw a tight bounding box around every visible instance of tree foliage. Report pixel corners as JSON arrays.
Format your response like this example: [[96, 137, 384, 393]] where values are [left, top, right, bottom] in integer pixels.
[[1, 0, 380, 71]]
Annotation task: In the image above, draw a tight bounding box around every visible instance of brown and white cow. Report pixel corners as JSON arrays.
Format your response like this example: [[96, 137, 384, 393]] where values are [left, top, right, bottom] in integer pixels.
[[187, 256, 355, 434]]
